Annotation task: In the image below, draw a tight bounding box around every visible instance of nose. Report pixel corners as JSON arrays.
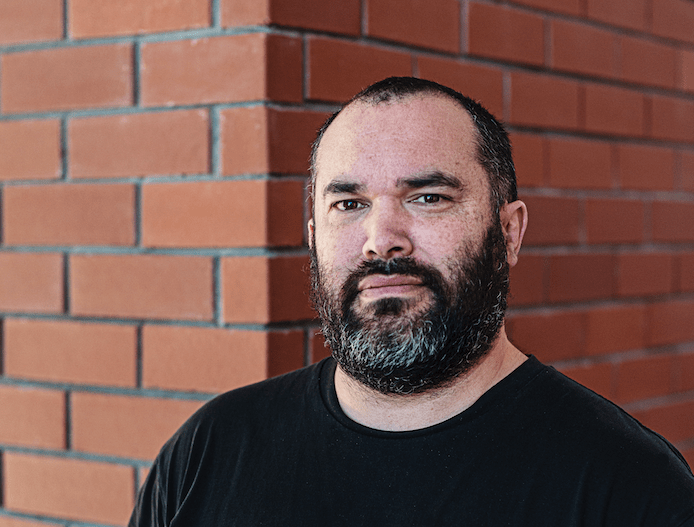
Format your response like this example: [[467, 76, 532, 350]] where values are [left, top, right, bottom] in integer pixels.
[[361, 200, 414, 260]]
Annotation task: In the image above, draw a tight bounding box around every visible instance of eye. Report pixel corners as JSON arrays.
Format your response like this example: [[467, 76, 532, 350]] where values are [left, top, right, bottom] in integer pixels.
[[333, 199, 366, 211], [412, 194, 446, 204]]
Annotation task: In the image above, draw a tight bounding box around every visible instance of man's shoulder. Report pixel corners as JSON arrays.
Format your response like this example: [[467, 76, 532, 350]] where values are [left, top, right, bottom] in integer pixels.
[[504, 358, 694, 520], [523, 357, 692, 473], [182, 358, 328, 431]]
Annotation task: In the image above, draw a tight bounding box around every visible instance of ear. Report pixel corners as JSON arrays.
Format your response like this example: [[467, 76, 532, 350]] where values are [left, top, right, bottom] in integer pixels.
[[307, 218, 315, 249], [499, 200, 527, 268]]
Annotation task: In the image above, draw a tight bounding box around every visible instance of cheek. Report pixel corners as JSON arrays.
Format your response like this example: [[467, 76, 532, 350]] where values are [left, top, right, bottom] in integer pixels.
[[316, 224, 364, 272], [409, 217, 482, 262]]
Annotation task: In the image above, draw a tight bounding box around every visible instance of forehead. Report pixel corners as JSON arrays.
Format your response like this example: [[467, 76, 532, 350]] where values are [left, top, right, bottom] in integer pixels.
[[314, 95, 484, 193]]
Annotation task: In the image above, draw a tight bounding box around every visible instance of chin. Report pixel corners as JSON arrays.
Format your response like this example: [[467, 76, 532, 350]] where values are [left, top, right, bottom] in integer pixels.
[[358, 292, 432, 318]]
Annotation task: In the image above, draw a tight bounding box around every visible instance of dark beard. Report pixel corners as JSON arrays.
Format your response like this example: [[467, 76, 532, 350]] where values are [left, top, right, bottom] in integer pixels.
[[309, 216, 510, 395]]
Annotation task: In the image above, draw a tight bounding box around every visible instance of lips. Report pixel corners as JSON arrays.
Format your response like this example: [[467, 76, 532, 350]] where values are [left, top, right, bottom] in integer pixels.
[[357, 274, 425, 299], [359, 274, 422, 290]]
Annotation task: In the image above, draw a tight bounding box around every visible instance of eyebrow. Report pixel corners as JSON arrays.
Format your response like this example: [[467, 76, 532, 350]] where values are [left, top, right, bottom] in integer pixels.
[[322, 171, 464, 198], [323, 180, 365, 198], [396, 171, 464, 190]]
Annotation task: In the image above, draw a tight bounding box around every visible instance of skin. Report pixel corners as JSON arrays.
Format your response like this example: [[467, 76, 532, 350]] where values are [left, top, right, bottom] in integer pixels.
[[309, 94, 528, 431]]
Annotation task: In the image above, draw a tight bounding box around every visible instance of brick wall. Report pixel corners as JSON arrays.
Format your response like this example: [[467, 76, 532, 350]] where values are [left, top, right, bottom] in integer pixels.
[[0, 0, 692, 524]]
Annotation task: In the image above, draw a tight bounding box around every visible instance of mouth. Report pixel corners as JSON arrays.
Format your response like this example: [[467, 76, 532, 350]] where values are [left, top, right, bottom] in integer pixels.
[[357, 274, 425, 300]]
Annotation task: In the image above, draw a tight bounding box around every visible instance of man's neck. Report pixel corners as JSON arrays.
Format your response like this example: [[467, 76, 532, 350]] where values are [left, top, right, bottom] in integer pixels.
[[333, 327, 527, 432]]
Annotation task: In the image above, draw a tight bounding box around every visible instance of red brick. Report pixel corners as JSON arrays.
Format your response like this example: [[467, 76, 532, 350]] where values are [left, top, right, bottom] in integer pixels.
[[142, 179, 303, 248], [678, 252, 694, 292], [220, 0, 269, 25], [560, 362, 613, 399], [508, 254, 545, 306], [142, 325, 304, 393], [551, 20, 617, 79], [586, 304, 646, 356], [307, 37, 412, 103], [0, 120, 61, 181], [506, 310, 586, 362], [223, 0, 362, 35], [220, 106, 267, 175], [509, 133, 545, 188], [585, 199, 644, 245], [507, 0, 582, 16], [70, 110, 209, 179], [3, 183, 135, 246], [3, 452, 133, 525], [617, 253, 674, 298], [0, 385, 64, 449], [520, 195, 581, 246], [0, 252, 63, 313], [367, 0, 460, 53], [650, 95, 694, 143], [680, 150, 694, 192], [274, 0, 360, 34], [72, 392, 203, 459], [647, 299, 694, 347], [141, 321, 272, 394], [547, 137, 612, 189], [681, 50, 694, 93], [417, 57, 504, 118], [631, 400, 694, 444], [70, 0, 209, 38], [0, 0, 63, 44], [265, 184, 309, 248], [267, 331, 307, 377], [510, 72, 580, 130], [652, 201, 694, 243], [618, 144, 675, 191], [222, 255, 314, 323], [584, 84, 645, 137], [676, 351, 694, 392], [220, 106, 328, 175], [468, 2, 544, 66], [4, 319, 137, 387], [138, 466, 151, 489], [0, 517, 63, 527], [265, 34, 305, 103], [615, 354, 674, 404], [141, 35, 263, 106], [70, 254, 213, 320], [587, 0, 647, 31], [548, 254, 616, 303], [621, 36, 677, 89], [141, 33, 302, 106], [652, 0, 694, 44], [1, 44, 132, 114], [269, 109, 330, 174]]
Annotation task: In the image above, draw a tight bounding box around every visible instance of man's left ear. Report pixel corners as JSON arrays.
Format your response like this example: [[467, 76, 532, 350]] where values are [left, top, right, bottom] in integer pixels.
[[500, 200, 528, 268], [307, 218, 315, 249]]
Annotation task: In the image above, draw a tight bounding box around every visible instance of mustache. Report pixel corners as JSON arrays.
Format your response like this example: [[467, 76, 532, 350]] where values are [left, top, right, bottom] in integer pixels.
[[340, 257, 447, 308]]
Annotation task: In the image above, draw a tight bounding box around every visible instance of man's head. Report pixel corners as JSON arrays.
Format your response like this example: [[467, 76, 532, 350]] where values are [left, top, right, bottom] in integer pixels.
[[308, 77, 527, 395], [311, 76, 517, 214]]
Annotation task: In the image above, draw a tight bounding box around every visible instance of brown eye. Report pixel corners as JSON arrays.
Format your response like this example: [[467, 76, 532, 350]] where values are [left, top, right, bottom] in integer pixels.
[[335, 200, 364, 211], [413, 194, 442, 204]]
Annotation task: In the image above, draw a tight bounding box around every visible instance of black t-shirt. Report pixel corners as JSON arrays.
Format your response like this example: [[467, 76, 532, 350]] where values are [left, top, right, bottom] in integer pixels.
[[130, 356, 694, 526]]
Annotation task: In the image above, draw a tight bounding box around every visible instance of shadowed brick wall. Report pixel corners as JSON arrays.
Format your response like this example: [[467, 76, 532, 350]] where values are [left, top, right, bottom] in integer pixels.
[[0, 0, 692, 524]]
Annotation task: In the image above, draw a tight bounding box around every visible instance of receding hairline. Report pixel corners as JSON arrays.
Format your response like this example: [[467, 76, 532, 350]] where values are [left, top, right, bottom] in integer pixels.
[[310, 76, 517, 213], [312, 91, 479, 182]]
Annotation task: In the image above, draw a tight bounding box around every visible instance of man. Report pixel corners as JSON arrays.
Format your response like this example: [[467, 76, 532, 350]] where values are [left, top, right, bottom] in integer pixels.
[[130, 77, 694, 526]]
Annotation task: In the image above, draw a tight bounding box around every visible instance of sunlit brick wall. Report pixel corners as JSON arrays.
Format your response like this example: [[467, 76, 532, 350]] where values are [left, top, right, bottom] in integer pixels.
[[0, 0, 692, 525]]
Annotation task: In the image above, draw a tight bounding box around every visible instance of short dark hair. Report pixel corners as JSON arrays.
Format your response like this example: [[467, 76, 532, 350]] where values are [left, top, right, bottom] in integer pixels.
[[310, 76, 517, 212]]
